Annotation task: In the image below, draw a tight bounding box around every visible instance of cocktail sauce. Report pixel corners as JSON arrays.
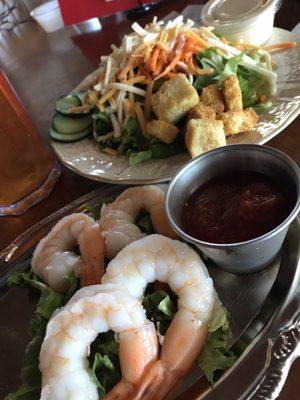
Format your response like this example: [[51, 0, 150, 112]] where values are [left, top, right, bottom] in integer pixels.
[[183, 171, 293, 244]]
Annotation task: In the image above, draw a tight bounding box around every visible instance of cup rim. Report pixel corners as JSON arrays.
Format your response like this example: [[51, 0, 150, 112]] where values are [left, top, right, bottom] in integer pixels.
[[165, 144, 300, 249], [30, 0, 60, 17]]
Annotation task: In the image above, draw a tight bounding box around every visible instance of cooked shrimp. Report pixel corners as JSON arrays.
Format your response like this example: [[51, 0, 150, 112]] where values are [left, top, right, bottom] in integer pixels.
[[39, 283, 159, 400], [102, 234, 216, 400], [99, 186, 176, 259], [32, 213, 105, 292]]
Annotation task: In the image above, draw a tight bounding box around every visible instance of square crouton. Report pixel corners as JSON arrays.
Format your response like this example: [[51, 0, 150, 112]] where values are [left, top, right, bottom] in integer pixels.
[[221, 108, 259, 136], [200, 84, 225, 115], [151, 74, 199, 124], [221, 74, 243, 111], [185, 119, 226, 158], [146, 120, 179, 144], [188, 103, 216, 121]]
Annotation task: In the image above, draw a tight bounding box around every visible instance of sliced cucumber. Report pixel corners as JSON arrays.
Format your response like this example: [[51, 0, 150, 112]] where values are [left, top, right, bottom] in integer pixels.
[[49, 126, 92, 142], [55, 94, 82, 115], [52, 113, 92, 134]]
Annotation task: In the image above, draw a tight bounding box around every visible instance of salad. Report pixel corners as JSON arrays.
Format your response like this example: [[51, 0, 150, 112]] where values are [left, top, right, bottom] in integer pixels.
[[49, 16, 296, 165]]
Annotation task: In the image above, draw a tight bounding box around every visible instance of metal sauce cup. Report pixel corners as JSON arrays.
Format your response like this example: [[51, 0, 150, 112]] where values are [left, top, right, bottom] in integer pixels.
[[165, 145, 300, 274]]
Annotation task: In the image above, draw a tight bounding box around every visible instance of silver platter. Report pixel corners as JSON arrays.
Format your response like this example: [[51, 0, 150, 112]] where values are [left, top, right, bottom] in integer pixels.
[[0, 186, 299, 400]]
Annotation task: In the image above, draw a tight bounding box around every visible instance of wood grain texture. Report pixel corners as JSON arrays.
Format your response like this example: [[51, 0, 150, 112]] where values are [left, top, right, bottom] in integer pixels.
[[0, 0, 299, 398]]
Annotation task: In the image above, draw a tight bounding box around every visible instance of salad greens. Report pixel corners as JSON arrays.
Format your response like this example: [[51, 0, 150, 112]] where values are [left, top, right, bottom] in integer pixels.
[[6, 262, 80, 400], [195, 47, 272, 110]]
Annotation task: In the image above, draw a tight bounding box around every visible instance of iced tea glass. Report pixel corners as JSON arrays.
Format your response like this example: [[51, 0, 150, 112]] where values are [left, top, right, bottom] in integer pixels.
[[0, 70, 61, 216]]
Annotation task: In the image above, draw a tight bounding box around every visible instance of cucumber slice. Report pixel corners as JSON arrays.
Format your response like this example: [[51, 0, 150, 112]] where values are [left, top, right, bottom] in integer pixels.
[[55, 94, 82, 115], [49, 126, 92, 142], [52, 113, 92, 134]]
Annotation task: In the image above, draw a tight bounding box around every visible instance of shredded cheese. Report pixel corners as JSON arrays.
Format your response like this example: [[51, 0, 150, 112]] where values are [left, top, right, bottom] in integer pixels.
[[105, 83, 146, 96], [110, 112, 121, 138]]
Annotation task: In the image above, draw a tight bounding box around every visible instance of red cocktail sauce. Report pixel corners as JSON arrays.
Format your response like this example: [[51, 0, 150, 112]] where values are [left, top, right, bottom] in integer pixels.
[[183, 171, 292, 244]]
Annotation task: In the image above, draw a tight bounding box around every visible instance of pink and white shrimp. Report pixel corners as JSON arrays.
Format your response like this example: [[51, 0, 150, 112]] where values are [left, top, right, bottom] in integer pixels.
[[32, 213, 105, 292], [99, 186, 177, 259], [102, 234, 216, 400], [39, 283, 159, 400]]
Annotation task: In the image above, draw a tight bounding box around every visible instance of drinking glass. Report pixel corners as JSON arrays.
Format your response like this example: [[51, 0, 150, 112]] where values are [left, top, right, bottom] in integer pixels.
[[0, 70, 61, 216]]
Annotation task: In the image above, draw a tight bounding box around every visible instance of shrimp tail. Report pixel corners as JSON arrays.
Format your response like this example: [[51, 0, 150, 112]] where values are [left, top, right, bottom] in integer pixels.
[[131, 309, 209, 400], [130, 360, 165, 400], [103, 380, 135, 400], [79, 224, 106, 287]]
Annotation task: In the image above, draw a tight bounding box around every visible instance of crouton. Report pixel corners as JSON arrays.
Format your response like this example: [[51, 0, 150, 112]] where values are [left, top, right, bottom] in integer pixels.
[[188, 103, 216, 121], [222, 74, 243, 111], [185, 119, 226, 158], [221, 108, 259, 136], [200, 84, 225, 114], [146, 120, 179, 144], [151, 74, 199, 124]]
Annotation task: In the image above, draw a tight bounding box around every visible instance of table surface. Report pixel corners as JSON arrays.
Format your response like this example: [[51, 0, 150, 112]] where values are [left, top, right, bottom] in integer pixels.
[[0, 0, 299, 398]]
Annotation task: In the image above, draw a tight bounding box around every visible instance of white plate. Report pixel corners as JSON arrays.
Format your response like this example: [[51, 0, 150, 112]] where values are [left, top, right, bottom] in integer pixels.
[[51, 27, 300, 184]]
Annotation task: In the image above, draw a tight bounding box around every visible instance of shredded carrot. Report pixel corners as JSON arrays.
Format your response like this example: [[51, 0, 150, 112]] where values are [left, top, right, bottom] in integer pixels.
[[135, 103, 149, 138], [186, 31, 209, 49], [193, 45, 203, 54], [154, 58, 164, 76], [221, 37, 229, 44], [139, 66, 152, 81], [161, 49, 168, 64], [258, 94, 266, 103], [150, 47, 160, 72], [154, 52, 182, 80], [264, 41, 297, 52], [185, 51, 193, 60], [166, 72, 176, 79]]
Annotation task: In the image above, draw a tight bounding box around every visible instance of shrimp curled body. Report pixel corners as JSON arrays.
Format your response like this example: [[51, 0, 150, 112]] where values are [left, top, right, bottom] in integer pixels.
[[39, 284, 159, 400], [32, 213, 105, 292], [102, 234, 216, 400], [100, 186, 176, 259]]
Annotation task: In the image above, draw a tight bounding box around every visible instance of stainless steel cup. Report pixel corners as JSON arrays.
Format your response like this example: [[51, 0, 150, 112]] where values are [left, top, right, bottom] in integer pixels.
[[165, 145, 300, 274]]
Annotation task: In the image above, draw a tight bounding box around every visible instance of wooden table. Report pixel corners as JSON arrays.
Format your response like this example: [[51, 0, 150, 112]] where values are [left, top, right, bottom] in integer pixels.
[[0, 0, 299, 398]]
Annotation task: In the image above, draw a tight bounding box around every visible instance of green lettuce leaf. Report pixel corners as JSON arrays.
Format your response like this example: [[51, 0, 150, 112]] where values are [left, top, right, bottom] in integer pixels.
[[129, 150, 152, 165], [222, 54, 243, 77], [122, 117, 146, 150], [136, 209, 154, 234], [198, 306, 236, 384], [89, 331, 121, 398], [143, 290, 177, 335], [193, 72, 218, 90], [6, 268, 80, 400], [93, 111, 112, 136], [237, 72, 259, 108], [149, 141, 183, 159], [253, 100, 272, 113]]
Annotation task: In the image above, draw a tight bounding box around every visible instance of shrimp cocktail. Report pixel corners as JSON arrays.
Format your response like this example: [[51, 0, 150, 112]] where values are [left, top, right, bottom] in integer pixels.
[[7, 185, 235, 400]]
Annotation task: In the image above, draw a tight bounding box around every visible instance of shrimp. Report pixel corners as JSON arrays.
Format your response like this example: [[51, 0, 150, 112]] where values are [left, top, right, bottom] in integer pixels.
[[39, 283, 159, 400], [102, 234, 216, 400], [32, 213, 105, 293], [99, 185, 177, 259]]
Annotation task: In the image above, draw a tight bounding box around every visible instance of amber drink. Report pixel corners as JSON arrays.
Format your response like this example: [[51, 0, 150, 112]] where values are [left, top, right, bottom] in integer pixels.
[[0, 70, 60, 216]]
